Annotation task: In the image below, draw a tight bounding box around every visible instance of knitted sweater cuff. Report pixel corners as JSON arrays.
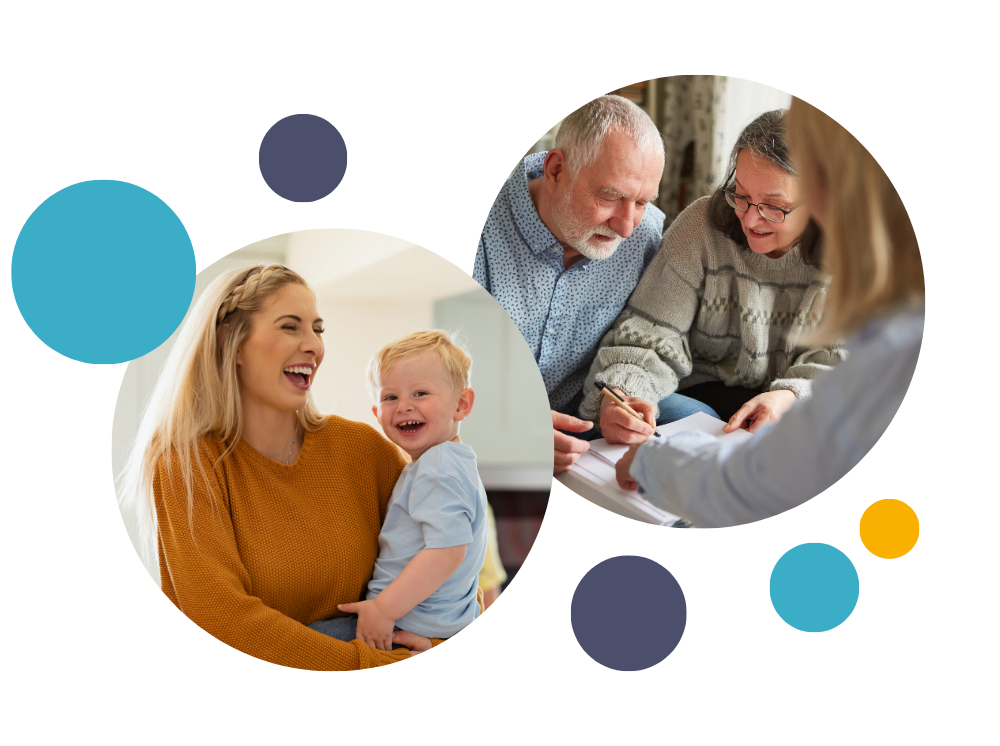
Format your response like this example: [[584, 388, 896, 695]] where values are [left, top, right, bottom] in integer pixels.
[[580, 364, 667, 420], [769, 377, 812, 400]]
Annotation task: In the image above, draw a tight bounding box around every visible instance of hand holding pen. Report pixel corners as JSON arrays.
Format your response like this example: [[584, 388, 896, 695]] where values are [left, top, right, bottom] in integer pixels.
[[594, 380, 660, 445]]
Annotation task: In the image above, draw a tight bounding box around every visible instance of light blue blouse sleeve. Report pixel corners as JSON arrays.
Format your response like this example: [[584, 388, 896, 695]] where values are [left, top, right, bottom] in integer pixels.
[[631, 307, 923, 528]]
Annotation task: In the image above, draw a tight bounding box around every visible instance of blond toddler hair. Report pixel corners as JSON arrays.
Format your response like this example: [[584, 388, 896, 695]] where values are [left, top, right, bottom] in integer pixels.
[[366, 330, 472, 401]]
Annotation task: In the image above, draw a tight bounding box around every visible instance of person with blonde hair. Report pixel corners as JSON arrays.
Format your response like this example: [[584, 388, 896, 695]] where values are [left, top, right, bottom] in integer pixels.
[[312, 330, 487, 649], [614, 99, 924, 527], [117, 264, 434, 669]]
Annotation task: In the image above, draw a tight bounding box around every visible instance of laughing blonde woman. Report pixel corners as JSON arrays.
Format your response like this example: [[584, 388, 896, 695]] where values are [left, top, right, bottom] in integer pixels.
[[118, 265, 432, 669]]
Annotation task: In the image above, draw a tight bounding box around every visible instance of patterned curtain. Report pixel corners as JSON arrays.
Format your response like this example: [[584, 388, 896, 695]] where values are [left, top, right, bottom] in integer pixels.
[[656, 75, 727, 226]]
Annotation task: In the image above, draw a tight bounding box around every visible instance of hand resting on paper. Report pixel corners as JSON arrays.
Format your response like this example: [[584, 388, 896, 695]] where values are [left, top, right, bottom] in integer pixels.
[[615, 442, 644, 491], [722, 390, 796, 434], [599, 390, 657, 445]]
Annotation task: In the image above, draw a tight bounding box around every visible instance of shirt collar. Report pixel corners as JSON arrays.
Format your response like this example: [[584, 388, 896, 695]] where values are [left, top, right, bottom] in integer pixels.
[[509, 151, 560, 256]]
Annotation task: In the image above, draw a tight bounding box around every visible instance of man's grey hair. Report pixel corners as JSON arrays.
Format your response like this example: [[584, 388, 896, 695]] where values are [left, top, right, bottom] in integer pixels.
[[554, 94, 664, 178]]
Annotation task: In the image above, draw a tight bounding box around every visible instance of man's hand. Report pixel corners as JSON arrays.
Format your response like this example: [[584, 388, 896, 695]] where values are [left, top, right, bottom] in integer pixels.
[[552, 410, 593, 474], [723, 390, 797, 434], [599, 390, 657, 445], [338, 599, 395, 651], [615, 443, 644, 491]]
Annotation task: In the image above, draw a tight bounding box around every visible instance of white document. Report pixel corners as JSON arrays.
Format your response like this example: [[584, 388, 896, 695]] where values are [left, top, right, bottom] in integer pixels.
[[569, 450, 681, 524], [563, 413, 754, 526], [588, 412, 752, 467]]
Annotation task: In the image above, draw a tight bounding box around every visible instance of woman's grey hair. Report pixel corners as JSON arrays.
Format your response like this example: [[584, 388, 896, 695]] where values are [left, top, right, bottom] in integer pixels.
[[708, 109, 823, 267], [723, 108, 794, 178], [554, 94, 664, 177]]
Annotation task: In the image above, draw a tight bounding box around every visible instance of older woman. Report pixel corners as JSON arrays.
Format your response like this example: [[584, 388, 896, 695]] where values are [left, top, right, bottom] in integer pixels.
[[580, 110, 845, 443], [118, 265, 431, 669], [615, 99, 924, 527]]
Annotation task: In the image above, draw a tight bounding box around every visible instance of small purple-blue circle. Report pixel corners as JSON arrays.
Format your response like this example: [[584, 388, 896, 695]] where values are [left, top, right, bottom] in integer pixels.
[[571, 555, 686, 671], [258, 114, 347, 202]]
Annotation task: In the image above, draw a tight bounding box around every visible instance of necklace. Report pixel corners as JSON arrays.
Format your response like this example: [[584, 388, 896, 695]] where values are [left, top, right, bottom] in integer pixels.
[[285, 422, 299, 466]]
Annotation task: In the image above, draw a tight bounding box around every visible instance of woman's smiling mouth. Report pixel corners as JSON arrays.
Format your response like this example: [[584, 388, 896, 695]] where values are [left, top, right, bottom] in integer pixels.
[[283, 364, 314, 390]]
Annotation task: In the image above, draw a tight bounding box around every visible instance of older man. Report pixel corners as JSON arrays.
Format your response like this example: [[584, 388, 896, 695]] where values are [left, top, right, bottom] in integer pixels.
[[474, 95, 666, 473]]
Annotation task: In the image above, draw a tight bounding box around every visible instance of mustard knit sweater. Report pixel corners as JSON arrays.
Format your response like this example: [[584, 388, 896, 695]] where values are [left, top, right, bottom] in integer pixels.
[[154, 416, 411, 671]]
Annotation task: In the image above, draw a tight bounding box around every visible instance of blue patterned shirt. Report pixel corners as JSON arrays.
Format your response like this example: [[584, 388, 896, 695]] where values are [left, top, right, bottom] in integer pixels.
[[474, 151, 666, 415]]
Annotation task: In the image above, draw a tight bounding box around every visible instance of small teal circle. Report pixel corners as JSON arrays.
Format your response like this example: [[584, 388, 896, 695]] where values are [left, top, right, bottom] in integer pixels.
[[12, 180, 195, 364], [770, 543, 859, 632]]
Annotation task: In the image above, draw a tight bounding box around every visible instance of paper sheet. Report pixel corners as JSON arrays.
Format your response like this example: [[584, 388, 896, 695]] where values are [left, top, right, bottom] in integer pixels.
[[563, 413, 755, 526], [568, 451, 681, 524], [588, 412, 752, 466]]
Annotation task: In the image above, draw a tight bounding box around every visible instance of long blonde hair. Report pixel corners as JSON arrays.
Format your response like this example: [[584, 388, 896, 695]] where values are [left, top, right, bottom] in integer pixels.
[[787, 99, 924, 342], [117, 264, 327, 577]]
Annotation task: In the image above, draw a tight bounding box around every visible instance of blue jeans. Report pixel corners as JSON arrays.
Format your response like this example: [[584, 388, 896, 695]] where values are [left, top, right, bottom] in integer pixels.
[[654, 392, 721, 425], [308, 615, 408, 649]]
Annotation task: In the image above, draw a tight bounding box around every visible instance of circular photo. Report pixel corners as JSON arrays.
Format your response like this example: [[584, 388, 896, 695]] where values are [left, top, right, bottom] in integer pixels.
[[112, 230, 553, 670], [474, 76, 923, 528]]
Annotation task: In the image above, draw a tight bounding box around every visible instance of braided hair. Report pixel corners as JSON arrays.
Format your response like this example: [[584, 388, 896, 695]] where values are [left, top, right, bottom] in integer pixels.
[[216, 264, 295, 325], [117, 263, 326, 579]]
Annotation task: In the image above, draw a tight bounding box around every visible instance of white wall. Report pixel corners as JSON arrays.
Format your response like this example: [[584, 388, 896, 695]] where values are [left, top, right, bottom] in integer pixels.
[[717, 76, 794, 182], [316, 298, 434, 424]]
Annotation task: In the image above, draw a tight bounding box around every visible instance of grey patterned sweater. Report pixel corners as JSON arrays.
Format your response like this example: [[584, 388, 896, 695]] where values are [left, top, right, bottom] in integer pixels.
[[579, 197, 845, 420]]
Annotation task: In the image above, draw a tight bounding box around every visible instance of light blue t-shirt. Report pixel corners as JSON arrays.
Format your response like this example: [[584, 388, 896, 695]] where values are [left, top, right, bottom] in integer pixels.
[[366, 441, 487, 638]]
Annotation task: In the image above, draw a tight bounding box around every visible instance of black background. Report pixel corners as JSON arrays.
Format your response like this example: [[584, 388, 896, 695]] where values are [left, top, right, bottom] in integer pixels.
[[8, 74, 928, 680]]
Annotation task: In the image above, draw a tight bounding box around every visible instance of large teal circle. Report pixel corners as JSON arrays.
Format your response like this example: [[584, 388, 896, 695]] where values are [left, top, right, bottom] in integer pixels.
[[770, 543, 859, 632], [12, 181, 195, 364]]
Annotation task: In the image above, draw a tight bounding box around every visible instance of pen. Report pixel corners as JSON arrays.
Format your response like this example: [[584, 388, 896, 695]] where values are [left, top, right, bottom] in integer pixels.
[[593, 380, 661, 437]]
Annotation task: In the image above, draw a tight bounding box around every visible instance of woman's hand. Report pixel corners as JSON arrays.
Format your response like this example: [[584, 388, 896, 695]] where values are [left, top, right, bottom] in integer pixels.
[[723, 390, 797, 433], [392, 629, 433, 656], [338, 600, 395, 651], [600, 391, 657, 445], [615, 443, 644, 491]]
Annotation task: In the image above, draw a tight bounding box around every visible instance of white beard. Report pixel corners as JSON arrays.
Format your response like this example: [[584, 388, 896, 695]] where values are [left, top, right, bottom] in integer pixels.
[[551, 191, 623, 261]]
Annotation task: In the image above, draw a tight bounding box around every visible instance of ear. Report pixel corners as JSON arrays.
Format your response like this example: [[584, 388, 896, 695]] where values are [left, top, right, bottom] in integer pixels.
[[454, 388, 475, 422], [543, 148, 568, 192], [371, 404, 379, 421]]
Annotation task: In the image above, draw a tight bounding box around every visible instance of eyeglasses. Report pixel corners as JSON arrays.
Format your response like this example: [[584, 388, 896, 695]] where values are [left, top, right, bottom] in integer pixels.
[[724, 190, 798, 223]]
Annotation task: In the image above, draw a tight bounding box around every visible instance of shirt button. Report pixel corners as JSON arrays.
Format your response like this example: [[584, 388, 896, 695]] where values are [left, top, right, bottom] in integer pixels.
[[533, 243, 539, 249], [547, 327, 554, 334]]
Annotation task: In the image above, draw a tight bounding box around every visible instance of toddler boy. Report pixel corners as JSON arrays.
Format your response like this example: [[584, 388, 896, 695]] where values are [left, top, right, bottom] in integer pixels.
[[335, 330, 487, 649]]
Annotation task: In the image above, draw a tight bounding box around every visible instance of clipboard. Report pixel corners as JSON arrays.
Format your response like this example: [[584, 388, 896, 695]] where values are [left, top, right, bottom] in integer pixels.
[[557, 413, 753, 526]]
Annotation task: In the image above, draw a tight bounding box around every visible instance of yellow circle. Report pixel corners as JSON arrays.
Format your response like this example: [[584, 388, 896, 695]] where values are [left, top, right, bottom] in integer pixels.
[[860, 499, 919, 559]]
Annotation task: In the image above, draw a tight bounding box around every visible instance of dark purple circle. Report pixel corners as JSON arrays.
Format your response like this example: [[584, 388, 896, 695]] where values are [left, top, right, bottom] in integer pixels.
[[571, 555, 686, 671], [258, 114, 347, 202]]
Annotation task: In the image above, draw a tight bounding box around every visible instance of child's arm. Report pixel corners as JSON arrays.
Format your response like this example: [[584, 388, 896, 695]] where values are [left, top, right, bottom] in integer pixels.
[[375, 545, 467, 620], [339, 545, 466, 650]]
